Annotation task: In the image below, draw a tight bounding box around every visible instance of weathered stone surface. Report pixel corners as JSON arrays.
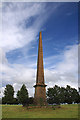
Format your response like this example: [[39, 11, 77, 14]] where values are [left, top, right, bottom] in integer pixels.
[[34, 32, 47, 105]]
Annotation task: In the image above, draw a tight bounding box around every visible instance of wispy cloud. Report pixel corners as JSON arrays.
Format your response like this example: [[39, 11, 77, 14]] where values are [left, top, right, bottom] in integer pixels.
[[0, 44, 78, 97], [1, 2, 60, 53], [0, 2, 78, 98], [45, 44, 78, 89]]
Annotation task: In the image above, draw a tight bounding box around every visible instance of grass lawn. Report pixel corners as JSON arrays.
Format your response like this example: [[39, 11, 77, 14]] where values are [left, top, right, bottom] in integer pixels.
[[2, 104, 78, 118]]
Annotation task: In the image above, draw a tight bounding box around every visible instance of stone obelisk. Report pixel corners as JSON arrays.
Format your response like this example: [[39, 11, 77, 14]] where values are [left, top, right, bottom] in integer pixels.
[[34, 31, 47, 105]]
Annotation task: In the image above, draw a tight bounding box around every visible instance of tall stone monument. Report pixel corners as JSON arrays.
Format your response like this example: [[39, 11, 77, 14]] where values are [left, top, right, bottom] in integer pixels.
[[34, 31, 47, 105]]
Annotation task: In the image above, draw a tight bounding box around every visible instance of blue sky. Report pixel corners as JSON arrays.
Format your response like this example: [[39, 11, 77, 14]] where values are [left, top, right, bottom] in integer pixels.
[[0, 2, 78, 97], [6, 2, 78, 64]]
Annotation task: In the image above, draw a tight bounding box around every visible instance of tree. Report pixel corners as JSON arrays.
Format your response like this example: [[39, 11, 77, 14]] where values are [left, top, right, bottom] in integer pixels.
[[47, 88, 54, 104], [2, 97, 6, 104], [70, 87, 79, 103], [64, 85, 79, 104], [0, 98, 2, 104], [17, 84, 28, 106], [28, 97, 34, 104], [60, 87, 66, 104], [47, 85, 80, 105], [77, 94, 80, 103], [47, 85, 61, 105], [4, 84, 14, 104], [13, 98, 19, 105]]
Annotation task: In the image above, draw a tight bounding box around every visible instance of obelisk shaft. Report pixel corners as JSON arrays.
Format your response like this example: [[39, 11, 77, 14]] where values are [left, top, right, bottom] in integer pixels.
[[34, 32, 47, 105], [36, 32, 44, 84]]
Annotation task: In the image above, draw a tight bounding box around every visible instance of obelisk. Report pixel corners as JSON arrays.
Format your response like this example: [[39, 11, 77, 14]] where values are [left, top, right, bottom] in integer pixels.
[[34, 31, 47, 105]]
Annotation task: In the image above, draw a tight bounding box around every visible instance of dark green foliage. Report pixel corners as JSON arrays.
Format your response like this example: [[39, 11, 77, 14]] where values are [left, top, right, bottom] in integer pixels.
[[2, 97, 19, 105], [28, 97, 34, 104], [4, 84, 14, 104], [47, 85, 80, 105], [2, 84, 29, 105], [17, 84, 28, 106], [12, 98, 19, 104], [64, 85, 79, 104], [2, 97, 6, 104], [60, 87, 66, 104], [2, 84, 80, 105], [47, 85, 62, 105], [0, 98, 2, 104]]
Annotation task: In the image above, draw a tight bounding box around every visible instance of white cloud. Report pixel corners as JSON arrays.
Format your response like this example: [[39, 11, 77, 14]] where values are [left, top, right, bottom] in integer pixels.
[[0, 87, 5, 98], [1, 2, 59, 53], [57, 45, 78, 73], [1, 3, 45, 52], [0, 44, 78, 98], [0, 3, 78, 98], [45, 44, 78, 89], [0, 47, 36, 97], [0, 48, 8, 64]]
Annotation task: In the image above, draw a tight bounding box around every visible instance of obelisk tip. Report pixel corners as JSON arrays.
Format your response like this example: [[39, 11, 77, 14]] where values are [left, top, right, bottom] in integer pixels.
[[39, 31, 42, 39], [40, 31, 42, 34]]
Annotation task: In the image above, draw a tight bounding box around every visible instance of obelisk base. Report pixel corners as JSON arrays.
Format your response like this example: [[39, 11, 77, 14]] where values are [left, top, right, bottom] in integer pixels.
[[33, 84, 47, 106]]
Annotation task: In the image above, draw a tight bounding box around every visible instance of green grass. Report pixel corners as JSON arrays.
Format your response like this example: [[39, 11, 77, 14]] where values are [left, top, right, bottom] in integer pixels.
[[2, 104, 78, 118]]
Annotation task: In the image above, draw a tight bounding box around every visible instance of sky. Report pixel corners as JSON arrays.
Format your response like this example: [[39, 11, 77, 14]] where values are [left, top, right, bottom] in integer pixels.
[[0, 2, 79, 97]]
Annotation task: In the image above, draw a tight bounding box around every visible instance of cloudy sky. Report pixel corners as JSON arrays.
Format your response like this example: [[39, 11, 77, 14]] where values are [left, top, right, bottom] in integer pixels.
[[0, 2, 78, 97]]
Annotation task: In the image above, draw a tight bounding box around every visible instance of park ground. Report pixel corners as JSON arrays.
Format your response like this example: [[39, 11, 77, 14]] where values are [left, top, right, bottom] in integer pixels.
[[2, 104, 79, 118]]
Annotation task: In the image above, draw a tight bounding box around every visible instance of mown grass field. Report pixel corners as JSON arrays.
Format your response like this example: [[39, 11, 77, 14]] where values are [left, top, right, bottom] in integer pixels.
[[2, 104, 78, 118]]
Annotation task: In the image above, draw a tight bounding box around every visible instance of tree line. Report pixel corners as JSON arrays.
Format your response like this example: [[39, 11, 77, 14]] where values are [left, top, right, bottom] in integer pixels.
[[2, 84, 34, 106], [2, 84, 80, 106], [47, 85, 80, 105]]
